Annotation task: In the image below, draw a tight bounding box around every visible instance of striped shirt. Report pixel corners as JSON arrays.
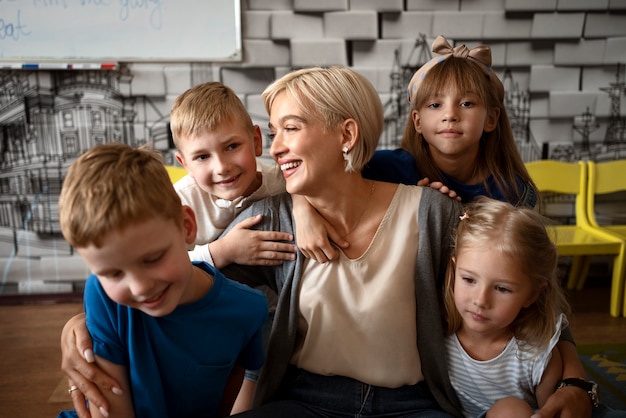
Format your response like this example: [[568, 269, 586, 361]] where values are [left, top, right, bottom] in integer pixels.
[[446, 314, 567, 417]]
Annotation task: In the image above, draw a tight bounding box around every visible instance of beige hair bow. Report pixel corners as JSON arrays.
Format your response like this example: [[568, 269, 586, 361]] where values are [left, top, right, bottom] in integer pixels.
[[406, 35, 504, 105]]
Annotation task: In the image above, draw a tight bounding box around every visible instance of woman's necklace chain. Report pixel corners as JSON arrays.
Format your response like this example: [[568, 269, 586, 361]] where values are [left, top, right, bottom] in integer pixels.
[[345, 180, 375, 237]]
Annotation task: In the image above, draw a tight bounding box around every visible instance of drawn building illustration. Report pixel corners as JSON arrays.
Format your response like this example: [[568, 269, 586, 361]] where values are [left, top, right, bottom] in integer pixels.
[[0, 58, 625, 296]]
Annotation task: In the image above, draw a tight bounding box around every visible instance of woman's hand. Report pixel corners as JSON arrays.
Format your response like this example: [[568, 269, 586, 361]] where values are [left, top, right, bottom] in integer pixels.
[[61, 313, 123, 418], [531, 385, 592, 418], [417, 177, 462, 202], [531, 341, 592, 418]]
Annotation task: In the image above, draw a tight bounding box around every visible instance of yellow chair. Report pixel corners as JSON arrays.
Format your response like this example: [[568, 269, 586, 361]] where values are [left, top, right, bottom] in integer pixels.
[[165, 165, 187, 183], [585, 159, 626, 316], [525, 160, 625, 317]]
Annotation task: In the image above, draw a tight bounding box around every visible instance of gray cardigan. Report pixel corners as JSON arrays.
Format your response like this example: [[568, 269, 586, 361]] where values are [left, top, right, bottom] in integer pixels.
[[220, 186, 464, 417]]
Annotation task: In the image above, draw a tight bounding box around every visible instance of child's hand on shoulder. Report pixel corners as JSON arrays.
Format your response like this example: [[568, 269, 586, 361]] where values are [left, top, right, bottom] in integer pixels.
[[292, 195, 348, 263], [417, 177, 461, 201], [211, 215, 296, 268]]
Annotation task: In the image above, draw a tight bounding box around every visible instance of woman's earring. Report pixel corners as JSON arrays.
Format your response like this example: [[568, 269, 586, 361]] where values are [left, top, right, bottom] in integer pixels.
[[342, 146, 349, 161]]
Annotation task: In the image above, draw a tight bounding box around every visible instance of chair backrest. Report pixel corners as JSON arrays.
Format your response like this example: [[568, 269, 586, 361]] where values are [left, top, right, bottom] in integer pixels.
[[587, 159, 626, 227], [525, 159, 589, 227], [165, 165, 187, 184]]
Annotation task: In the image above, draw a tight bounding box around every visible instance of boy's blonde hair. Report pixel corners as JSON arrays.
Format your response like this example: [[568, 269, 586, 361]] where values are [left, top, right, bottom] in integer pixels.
[[262, 66, 383, 173], [444, 197, 571, 351], [402, 56, 535, 206], [59, 142, 182, 248], [169, 81, 255, 150]]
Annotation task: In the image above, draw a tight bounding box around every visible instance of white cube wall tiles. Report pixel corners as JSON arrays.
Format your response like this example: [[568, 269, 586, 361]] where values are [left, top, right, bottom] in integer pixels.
[[162, 65, 192, 96], [243, 94, 268, 123], [432, 12, 486, 39], [556, 0, 610, 11], [406, 0, 460, 11], [529, 119, 580, 145], [505, 0, 557, 11], [554, 39, 607, 66], [593, 93, 620, 118], [270, 12, 324, 40], [548, 91, 601, 118], [531, 13, 585, 39], [605, 37, 626, 63], [118, 2, 626, 145], [585, 13, 626, 38], [127, 64, 167, 96], [529, 65, 581, 92], [349, 0, 404, 12], [504, 41, 555, 66], [242, 11, 272, 39], [245, 0, 292, 10], [529, 95, 550, 119], [582, 67, 626, 92], [608, 0, 626, 10], [352, 67, 381, 91], [293, 0, 348, 12], [290, 39, 348, 67], [461, 0, 507, 11], [352, 67, 394, 93], [481, 12, 533, 39], [242, 40, 291, 67], [352, 39, 424, 68], [380, 12, 434, 40], [219, 68, 276, 95], [324, 11, 378, 40]]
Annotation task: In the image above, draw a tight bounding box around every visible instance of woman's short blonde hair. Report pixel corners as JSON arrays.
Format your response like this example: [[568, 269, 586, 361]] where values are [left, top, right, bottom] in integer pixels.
[[262, 66, 384, 172], [59, 142, 182, 248]]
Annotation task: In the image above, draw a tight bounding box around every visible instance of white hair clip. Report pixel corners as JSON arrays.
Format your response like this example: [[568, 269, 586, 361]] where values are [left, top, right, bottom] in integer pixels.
[[459, 212, 469, 221]]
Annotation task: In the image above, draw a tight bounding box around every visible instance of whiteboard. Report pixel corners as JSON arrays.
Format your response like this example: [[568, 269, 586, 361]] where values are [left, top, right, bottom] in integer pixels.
[[0, 0, 242, 63]]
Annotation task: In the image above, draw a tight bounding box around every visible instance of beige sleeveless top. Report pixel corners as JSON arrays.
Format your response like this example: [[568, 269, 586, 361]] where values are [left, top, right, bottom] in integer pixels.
[[291, 186, 424, 388]]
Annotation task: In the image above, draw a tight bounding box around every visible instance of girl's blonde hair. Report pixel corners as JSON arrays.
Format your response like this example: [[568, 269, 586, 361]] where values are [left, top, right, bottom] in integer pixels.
[[262, 66, 384, 173], [444, 197, 570, 351], [59, 142, 183, 248], [170, 81, 255, 149], [402, 57, 535, 206]]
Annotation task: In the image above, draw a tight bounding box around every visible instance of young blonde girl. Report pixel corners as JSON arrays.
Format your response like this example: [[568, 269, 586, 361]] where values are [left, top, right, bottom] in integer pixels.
[[363, 35, 537, 207], [444, 197, 571, 417]]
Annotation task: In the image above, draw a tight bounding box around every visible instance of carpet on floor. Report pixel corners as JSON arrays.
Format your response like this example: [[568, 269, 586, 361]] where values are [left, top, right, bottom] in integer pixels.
[[577, 343, 626, 411]]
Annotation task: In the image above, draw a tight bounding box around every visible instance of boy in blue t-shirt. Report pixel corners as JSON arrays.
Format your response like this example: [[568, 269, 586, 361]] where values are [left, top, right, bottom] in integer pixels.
[[56, 142, 267, 418]]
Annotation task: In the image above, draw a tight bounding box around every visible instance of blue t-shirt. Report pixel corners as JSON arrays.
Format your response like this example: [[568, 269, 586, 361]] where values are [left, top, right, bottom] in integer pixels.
[[363, 148, 537, 207], [59, 261, 267, 418]]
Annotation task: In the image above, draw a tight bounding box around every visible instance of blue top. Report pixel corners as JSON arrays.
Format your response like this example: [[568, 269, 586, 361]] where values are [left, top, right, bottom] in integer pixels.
[[62, 261, 267, 418], [362, 148, 537, 207]]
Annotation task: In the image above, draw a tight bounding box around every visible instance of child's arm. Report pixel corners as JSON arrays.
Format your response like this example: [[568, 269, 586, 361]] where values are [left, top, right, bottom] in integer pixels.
[[417, 177, 462, 202], [229, 375, 256, 415], [535, 347, 563, 408], [531, 341, 593, 418], [220, 366, 246, 416], [89, 356, 134, 418], [208, 215, 297, 269], [292, 194, 348, 263]]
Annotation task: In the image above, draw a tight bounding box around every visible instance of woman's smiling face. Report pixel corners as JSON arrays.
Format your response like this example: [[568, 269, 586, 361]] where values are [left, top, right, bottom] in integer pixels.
[[268, 91, 344, 196]]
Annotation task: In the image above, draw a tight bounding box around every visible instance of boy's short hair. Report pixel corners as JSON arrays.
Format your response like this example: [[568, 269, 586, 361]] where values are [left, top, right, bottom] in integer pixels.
[[59, 142, 182, 248], [169, 82, 255, 149]]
